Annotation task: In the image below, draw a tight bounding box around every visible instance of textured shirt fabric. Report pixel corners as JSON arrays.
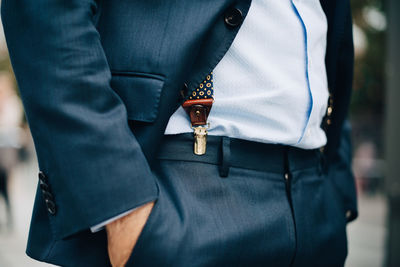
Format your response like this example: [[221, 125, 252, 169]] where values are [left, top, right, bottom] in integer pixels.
[[165, 0, 329, 149]]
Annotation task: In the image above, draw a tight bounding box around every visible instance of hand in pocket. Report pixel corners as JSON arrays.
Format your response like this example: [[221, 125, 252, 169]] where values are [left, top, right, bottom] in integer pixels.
[[106, 200, 155, 267]]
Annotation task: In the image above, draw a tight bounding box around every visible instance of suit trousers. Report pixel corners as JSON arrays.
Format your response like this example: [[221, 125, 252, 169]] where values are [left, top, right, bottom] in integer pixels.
[[125, 134, 348, 267]]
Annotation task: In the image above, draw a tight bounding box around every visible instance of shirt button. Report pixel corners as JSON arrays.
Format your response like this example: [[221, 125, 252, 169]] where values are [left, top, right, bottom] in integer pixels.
[[224, 7, 243, 27]]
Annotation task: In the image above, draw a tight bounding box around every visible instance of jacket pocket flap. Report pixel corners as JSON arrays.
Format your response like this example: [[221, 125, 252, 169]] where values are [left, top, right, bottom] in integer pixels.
[[111, 72, 165, 122]]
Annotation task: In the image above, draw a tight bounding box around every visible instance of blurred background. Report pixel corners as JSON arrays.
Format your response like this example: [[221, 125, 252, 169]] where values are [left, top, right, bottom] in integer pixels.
[[0, 0, 399, 266]]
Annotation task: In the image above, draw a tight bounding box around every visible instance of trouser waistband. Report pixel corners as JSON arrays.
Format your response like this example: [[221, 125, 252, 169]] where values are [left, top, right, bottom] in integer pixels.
[[157, 133, 323, 177]]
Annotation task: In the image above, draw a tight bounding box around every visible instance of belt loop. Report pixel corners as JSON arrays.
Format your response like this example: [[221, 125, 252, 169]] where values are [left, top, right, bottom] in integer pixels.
[[219, 136, 231, 177], [283, 146, 290, 174]]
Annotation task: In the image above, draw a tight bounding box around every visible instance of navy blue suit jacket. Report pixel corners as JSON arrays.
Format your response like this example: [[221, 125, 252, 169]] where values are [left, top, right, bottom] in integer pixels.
[[2, 0, 357, 265]]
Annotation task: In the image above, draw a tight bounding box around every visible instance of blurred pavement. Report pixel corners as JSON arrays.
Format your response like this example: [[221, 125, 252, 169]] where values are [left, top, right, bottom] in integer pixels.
[[346, 193, 387, 267]]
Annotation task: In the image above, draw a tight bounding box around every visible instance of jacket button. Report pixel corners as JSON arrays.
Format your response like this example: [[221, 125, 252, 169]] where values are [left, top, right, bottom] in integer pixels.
[[45, 199, 57, 215], [224, 7, 243, 27], [346, 210, 352, 220]]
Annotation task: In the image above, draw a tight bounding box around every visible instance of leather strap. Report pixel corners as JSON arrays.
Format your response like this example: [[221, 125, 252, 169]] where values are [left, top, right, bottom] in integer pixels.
[[182, 98, 213, 126]]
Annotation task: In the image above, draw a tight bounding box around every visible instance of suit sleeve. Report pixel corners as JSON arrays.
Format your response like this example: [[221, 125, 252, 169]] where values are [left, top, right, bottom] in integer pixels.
[[326, 0, 357, 223], [1, 0, 159, 239], [328, 120, 358, 223]]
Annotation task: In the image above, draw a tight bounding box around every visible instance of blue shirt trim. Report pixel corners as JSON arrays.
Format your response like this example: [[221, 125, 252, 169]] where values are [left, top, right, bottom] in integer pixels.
[[291, 0, 314, 144]]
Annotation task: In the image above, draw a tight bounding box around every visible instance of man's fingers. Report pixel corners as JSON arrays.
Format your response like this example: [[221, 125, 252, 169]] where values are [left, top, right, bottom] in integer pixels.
[[106, 201, 155, 267]]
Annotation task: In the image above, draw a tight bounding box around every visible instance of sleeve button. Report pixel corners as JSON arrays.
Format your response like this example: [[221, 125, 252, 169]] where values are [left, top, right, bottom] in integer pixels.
[[38, 171, 48, 183], [45, 199, 57, 215], [41, 190, 54, 201], [39, 182, 50, 192]]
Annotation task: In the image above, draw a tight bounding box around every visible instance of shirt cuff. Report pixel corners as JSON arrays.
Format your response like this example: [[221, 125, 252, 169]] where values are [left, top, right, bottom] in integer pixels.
[[90, 207, 137, 233]]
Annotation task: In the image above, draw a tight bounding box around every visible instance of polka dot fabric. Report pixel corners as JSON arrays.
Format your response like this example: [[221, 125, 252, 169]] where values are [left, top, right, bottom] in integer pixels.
[[189, 72, 214, 100]]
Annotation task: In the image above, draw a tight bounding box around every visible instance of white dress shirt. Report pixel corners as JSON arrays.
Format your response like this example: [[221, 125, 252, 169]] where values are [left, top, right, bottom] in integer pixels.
[[165, 0, 329, 149], [92, 0, 329, 232]]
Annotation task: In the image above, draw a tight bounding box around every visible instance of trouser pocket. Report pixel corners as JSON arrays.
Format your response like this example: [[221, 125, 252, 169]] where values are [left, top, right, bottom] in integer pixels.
[[125, 182, 163, 266], [290, 167, 348, 267]]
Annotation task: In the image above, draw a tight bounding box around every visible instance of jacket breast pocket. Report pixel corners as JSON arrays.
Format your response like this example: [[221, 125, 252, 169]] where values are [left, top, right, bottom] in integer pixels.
[[110, 71, 165, 123]]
